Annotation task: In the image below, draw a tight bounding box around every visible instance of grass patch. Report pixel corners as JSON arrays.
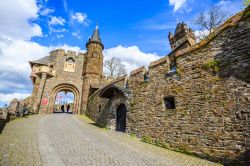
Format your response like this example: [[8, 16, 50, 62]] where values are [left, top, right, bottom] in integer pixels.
[[78, 115, 95, 124], [129, 133, 137, 139], [203, 60, 220, 74], [78, 115, 109, 131]]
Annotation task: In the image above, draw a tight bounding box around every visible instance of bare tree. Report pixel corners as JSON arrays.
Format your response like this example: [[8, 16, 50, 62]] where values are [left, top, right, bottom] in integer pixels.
[[104, 57, 127, 77], [194, 6, 228, 39]]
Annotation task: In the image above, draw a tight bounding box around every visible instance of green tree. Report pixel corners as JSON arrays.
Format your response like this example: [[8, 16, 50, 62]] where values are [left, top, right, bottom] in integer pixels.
[[244, 0, 250, 6]]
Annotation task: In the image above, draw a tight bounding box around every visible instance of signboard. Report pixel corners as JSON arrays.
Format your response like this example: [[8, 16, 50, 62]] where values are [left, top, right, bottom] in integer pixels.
[[41, 98, 48, 105], [63, 62, 75, 72]]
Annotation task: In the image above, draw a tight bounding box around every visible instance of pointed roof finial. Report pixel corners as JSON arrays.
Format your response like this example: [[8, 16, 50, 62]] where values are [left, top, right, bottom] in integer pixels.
[[86, 22, 104, 49], [95, 22, 99, 30]]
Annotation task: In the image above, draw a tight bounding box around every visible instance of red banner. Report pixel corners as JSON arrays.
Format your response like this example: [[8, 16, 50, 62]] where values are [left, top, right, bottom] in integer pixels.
[[41, 98, 48, 105]]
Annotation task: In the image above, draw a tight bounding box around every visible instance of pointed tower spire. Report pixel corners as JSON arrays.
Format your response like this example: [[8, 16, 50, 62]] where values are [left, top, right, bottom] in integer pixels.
[[90, 23, 101, 43], [86, 23, 104, 49]]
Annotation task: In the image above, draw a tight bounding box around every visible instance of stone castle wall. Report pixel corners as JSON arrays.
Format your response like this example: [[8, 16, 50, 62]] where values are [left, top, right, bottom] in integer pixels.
[[86, 11, 250, 164]]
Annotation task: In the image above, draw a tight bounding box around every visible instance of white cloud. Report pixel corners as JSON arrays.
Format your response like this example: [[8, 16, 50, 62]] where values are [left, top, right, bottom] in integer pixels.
[[72, 12, 90, 25], [56, 34, 64, 38], [0, 0, 42, 40], [104, 45, 161, 74], [49, 16, 66, 26], [48, 16, 67, 34], [0, 38, 51, 79], [216, 0, 242, 15], [40, 8, 54, 16], [0, 93, 30, 103], [62, 0, 68, 12], [194, 29, 210, 41], [50, 28, 68, 33], [72, 31, 81, 39], [169, 0, 187, 12], [216, 0, 231, 6]]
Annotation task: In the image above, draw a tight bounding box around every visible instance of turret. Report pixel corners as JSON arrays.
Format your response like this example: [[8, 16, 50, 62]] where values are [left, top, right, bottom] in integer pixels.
[[86, 24, 104, 50], [83, 24, 104, 76], [81, 24, 104, 112], [168, 22, 196, 51]]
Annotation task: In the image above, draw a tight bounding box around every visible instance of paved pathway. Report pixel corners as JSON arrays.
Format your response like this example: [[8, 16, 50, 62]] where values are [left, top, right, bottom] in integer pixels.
[[0, 114, 221, 166], [0, 115, 43, 166]]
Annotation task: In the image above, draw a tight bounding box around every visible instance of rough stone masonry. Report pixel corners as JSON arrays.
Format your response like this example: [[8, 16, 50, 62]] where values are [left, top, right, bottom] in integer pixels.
[[28, 7, 250, 165], [85, 7, 250, 165]]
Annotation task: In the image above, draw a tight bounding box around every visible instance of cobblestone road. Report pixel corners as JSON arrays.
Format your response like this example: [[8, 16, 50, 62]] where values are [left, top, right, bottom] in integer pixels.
[[0, 114, 222, 166], [38, 114, 220, 166]]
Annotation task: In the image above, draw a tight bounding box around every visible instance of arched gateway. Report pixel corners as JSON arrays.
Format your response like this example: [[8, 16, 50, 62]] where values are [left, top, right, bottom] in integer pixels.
[[93, 84, 129, 132], [29, 25, 104, 114], [48, 84, 80, 114]]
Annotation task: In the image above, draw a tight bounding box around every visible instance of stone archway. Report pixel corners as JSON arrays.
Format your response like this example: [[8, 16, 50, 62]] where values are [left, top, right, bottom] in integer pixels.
[[95, 84, 130, 131], [116, 104, 127, 132], [48, 84, 80, 114]]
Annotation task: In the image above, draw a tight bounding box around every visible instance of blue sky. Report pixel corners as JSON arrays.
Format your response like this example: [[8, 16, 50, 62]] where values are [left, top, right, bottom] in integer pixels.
[[0, 0, 244, 106], [34, 0, 243, 55]]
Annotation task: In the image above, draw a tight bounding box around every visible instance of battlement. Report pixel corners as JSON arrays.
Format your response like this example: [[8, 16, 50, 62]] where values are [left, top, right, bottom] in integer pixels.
[[130, 66, 146, 76], [50, 49, 65, 56], [149, 56, 169, 68], [103, 6, 250, 91], [49, 49, 86, 57]]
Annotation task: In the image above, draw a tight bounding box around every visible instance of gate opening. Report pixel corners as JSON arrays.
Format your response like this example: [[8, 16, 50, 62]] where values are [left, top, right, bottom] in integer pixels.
[[54, 91, 74, 114], [116, 104, 127, 132]]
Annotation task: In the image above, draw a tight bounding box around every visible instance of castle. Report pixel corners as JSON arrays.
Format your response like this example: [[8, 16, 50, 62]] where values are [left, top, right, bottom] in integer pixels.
[[29, 7, 250, 164], [29, 25, 104, 114]]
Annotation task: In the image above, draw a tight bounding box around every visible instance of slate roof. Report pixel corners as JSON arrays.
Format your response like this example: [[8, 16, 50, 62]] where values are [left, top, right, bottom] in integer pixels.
[[89, 25, 102, 43], [29, 55, 55, 66]]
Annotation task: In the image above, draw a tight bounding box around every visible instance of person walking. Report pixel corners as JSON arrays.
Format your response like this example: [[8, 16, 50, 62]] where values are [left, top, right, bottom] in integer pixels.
[[67, 104, 70, 113], [61, 105, 65, 113]]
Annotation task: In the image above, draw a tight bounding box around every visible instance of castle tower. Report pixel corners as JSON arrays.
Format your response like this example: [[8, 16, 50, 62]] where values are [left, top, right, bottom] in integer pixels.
[[81, 25, 104, 112], [168, 22, 196, 51]]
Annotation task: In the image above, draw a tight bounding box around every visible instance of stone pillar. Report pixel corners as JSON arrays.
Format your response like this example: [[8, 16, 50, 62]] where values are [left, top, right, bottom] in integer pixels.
[[81, 77, 90, 114], [34, 73, 47, 113]]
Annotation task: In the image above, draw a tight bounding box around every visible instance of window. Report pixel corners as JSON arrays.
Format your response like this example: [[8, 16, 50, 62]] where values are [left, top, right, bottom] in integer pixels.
[[125, 80, 129, 89], [170, 61, 177, 73], [166, 62, 177, 77], [144, 73, 150, 82], [164, 96, 175, 109], [98, 105, 101, 112], [66, 57, 75, 63]]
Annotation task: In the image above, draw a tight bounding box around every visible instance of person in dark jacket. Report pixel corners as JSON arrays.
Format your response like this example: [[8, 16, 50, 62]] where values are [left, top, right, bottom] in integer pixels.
[[67, 104, 70, 113], [61, 105, 64, 113]]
